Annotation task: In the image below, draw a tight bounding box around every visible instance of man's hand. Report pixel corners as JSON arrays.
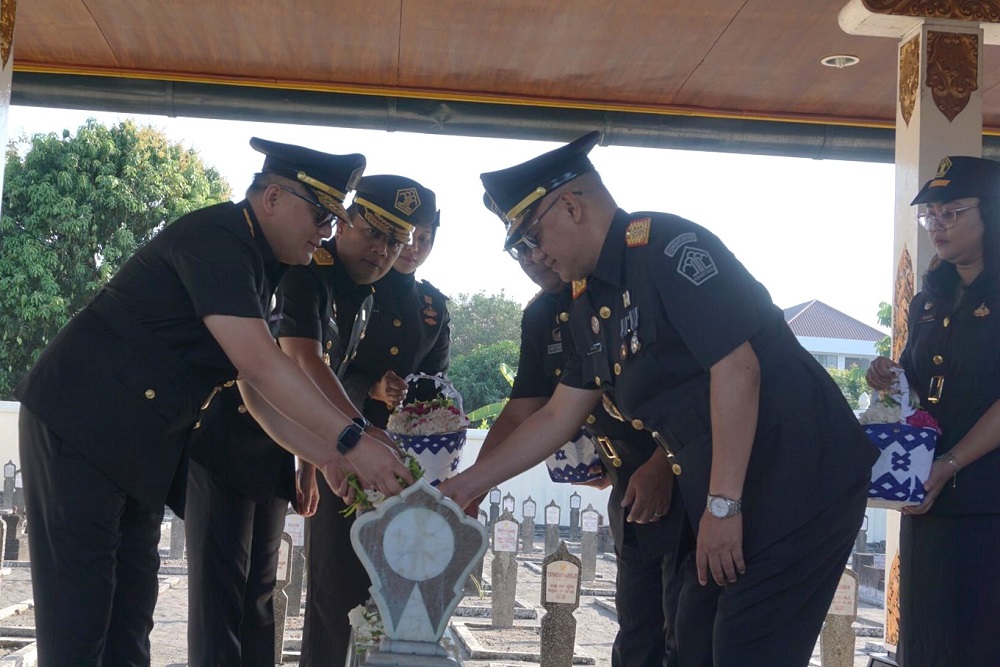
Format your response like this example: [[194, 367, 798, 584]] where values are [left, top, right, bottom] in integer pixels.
[[574, 464, 611, 490], [623, 453, 673, 523], [339, 436, 413, 496], [296, 462, 320, 517], [369, 370, 410, 409], [696, 512, 745, 586], [438, 474, 475, 512]]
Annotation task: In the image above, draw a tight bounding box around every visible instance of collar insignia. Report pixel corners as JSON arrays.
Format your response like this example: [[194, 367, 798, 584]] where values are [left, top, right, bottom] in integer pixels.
[[625, 217, 651, 248], [572, 279, 587, 299], [974, 302, 991, 318], [313, 248, 335, 266]]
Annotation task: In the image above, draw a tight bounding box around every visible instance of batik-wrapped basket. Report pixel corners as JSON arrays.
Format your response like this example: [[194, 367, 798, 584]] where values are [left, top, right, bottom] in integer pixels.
[[386, 373, 468, 487], [545, 428, 603, 483]]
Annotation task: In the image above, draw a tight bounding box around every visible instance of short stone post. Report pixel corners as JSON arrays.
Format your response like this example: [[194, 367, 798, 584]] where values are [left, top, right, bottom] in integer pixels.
[[12, 471, 23, 515], [464, 510, 488, 596], [1, 514, 20, 561], [540, 542, 581, 667], [169, 513, 185, 560], [273, 532, 293, 664], [580, 505, 600, 582], [544, 500, 561, 556], [502, 492, 515, 516], [521, 496, 536, 553], [596, 514, 612, 554], [568, 492, 582, 540], [488, 487, 501, 530], [0, 520, 8, 565], [820, 568, 859, 667], [284, 513, 306, 616], [491, 509, 520, 629], [2, 461, 14, 511]]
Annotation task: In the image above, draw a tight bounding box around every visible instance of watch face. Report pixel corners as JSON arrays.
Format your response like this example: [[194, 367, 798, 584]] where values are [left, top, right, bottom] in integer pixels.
[[709, 497, 727, 517]]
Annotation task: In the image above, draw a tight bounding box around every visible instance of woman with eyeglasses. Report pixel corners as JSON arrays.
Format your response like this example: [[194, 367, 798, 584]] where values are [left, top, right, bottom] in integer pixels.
[[867, 156, 1000, 666]]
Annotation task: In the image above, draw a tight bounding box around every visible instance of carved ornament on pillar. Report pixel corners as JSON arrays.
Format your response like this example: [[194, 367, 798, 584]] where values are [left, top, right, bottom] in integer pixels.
[[926, 31, 979, 121], [862, 0, 1000, 22], [899, 36, 920, 125], [885, 552, 901, 645], [0, 0, 15, 69], [893, 246, 914, 361]]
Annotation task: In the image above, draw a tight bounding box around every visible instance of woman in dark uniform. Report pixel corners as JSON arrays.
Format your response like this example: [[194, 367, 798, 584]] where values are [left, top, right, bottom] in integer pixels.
[[867, 156, 1000, 666], [293, 190, 449, 667]]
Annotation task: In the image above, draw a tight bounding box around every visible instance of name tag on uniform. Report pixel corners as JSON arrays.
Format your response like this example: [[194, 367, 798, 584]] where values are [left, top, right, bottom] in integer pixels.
[[547, 343, 563, 355], [588, 342, 603, 355]]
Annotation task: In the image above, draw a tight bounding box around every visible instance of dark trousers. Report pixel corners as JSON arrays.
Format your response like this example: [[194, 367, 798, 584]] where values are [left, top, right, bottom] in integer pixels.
[[19, 407, 163, 666], [300, 474, 370, 667], [185, 460, 289, 667], [674, 481, 868, 667]]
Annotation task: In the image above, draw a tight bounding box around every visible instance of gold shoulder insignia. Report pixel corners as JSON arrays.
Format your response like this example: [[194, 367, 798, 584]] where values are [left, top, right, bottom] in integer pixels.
[[974, 302, 991, 318], [313, 248, 335, 266], [625, 217, 651, 248], [572, 279, 587, 299]]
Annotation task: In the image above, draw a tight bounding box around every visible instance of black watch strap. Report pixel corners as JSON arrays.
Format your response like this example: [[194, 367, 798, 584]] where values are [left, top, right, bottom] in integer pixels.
[[337, 422, 365, 455], [352, 416, 371, 431]]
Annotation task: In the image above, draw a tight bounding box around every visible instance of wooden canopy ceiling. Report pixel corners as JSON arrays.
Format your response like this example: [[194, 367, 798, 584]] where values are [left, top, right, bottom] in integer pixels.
[[13, 0, 1000, 144]]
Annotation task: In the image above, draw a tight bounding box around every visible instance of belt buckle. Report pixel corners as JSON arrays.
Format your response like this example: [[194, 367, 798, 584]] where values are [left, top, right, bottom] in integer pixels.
[[595, 436, 622, 468], [928, 375, 945, 404]]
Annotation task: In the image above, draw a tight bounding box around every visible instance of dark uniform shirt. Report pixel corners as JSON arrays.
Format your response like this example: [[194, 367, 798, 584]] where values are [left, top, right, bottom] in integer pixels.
[[277, 238, 373, 370], [901, 279, 1000, 515], [512, 286, 672, 558], [16, 200, 285, 510], [340, 269, 451, 427], [561, 209, 878, 557]]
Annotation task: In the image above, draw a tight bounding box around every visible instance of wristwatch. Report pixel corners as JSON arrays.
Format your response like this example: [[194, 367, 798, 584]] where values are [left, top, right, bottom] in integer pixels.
[[706, 494, 742, 519], [352, 416, 371, 431], [336, 422, 365, 455]]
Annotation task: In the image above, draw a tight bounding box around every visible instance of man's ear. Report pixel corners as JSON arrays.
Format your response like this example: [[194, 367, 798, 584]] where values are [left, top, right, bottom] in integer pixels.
[[565, 191, 585, 224], [261, 183, 282, 215], [334, 218, 349, 238]]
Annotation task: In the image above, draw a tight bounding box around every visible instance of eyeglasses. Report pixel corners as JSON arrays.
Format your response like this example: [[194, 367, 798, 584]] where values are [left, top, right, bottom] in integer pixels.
[[356, 213, 406, 253], [506, 191, 582, 259], [917, 203, 979, 230], [279, 185, 335, 227]]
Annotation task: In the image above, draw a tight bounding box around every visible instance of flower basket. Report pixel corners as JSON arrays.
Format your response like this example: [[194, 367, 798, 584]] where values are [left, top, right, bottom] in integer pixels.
[[544, 428, 603, 483], [860, 369, 939, 510], [386, 373, 468, 487]]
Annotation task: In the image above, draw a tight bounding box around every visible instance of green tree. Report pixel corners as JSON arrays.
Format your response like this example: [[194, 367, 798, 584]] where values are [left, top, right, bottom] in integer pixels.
[[874, 300, 892, 357], [448, 290, 524, 358], [449, 340, 520, 424], [0, 119, 231, 398], [828, 364, 869, 409]]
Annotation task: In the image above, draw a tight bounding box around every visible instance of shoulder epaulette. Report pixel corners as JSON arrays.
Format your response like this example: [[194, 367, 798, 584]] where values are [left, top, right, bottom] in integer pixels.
[[420, 279, 449, 303]]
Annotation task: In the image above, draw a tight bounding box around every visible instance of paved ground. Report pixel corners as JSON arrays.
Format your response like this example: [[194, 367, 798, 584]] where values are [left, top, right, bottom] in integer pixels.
[[0, 525, 893, 666]]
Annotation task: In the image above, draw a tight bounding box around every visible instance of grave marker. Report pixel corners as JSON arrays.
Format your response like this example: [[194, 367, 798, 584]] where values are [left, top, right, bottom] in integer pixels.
[[544, 500, 561, 556], [540, 542, 581, 667], [284, 512, 306, 616], [820, 568, 859, 667], [273, 532, 293, 664], [580, 505, 600, 582], [491, 510, 520, 629], [521, 496, 536, 553]]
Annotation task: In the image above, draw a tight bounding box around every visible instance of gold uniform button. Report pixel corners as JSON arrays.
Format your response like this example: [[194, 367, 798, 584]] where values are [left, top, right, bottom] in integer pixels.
[[555, 368, 562, 376], [559, 312, 569, 322], [323, 353, 331, 365], [631, 418, 644, 430], [390, 346, 399, 355], [600, 306, 611, 319], [237, 405, 248, 414], [594, 376, 602, 387], [223, 379, 236, 388], [393, 319, 402, 327], [672, 463, 683, 475], [144, 389, 156, 400], [943, 317, 950, 328], [193, 420, 201, 430], [933, 355, 944, 365], [586, 414, 596, 425], [325, 340, 333, 350], [614, 362, 622, 375]]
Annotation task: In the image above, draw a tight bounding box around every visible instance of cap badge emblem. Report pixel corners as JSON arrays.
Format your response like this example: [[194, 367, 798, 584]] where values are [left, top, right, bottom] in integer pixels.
[[936, 157, 952, 178], [395, 188, 421, 215]]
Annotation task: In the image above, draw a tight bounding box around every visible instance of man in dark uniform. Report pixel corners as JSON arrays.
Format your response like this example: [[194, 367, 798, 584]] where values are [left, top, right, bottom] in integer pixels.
[[277, 174, 438, 667], [467, 246, 687, 667], [15, 138, 415, 666], [300, 209, 451, 666], [441, 132, 878, 666]]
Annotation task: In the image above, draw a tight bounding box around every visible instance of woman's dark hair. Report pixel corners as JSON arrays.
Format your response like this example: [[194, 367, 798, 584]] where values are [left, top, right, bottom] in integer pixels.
[[923, 194, 1000, 299]]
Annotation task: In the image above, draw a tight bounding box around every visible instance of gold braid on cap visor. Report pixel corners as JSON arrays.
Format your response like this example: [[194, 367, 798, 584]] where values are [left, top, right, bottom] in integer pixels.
[[486, 186, 546, 251], [297, 171, 349, 221], [353, 197, 415, 245]]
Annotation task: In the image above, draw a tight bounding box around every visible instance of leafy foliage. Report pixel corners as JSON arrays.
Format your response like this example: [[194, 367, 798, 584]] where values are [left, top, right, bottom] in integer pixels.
[[828, 364, 869, 409], [448, 340, 520, 426], [875, 300, 892, 357], [447, 290, 523, 358], [0, 120, 231, 399]]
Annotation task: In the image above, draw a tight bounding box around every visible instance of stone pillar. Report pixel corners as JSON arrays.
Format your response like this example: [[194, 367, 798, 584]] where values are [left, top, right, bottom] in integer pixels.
[[820, 569, 859, 667], [544, 500, 561, 556], [1, 461, 14, 511], [1, 513, 19, 560], [487, 487, 501, 531], [540, 542, 581, 667], [273, 532, 293, 665], [568, 491, 581, 541], [501, 492, 515, 517], [169, 514, 185, 560], [490, 510, 520, 629], [0, 0, 15, 217], [464, 509, 488, 596], [579, 505, 600, 582], [840, 4, 992, 649], [520, 496, 536, 553], [12, 471, 23, 515], [284, 513, 306, 617]]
